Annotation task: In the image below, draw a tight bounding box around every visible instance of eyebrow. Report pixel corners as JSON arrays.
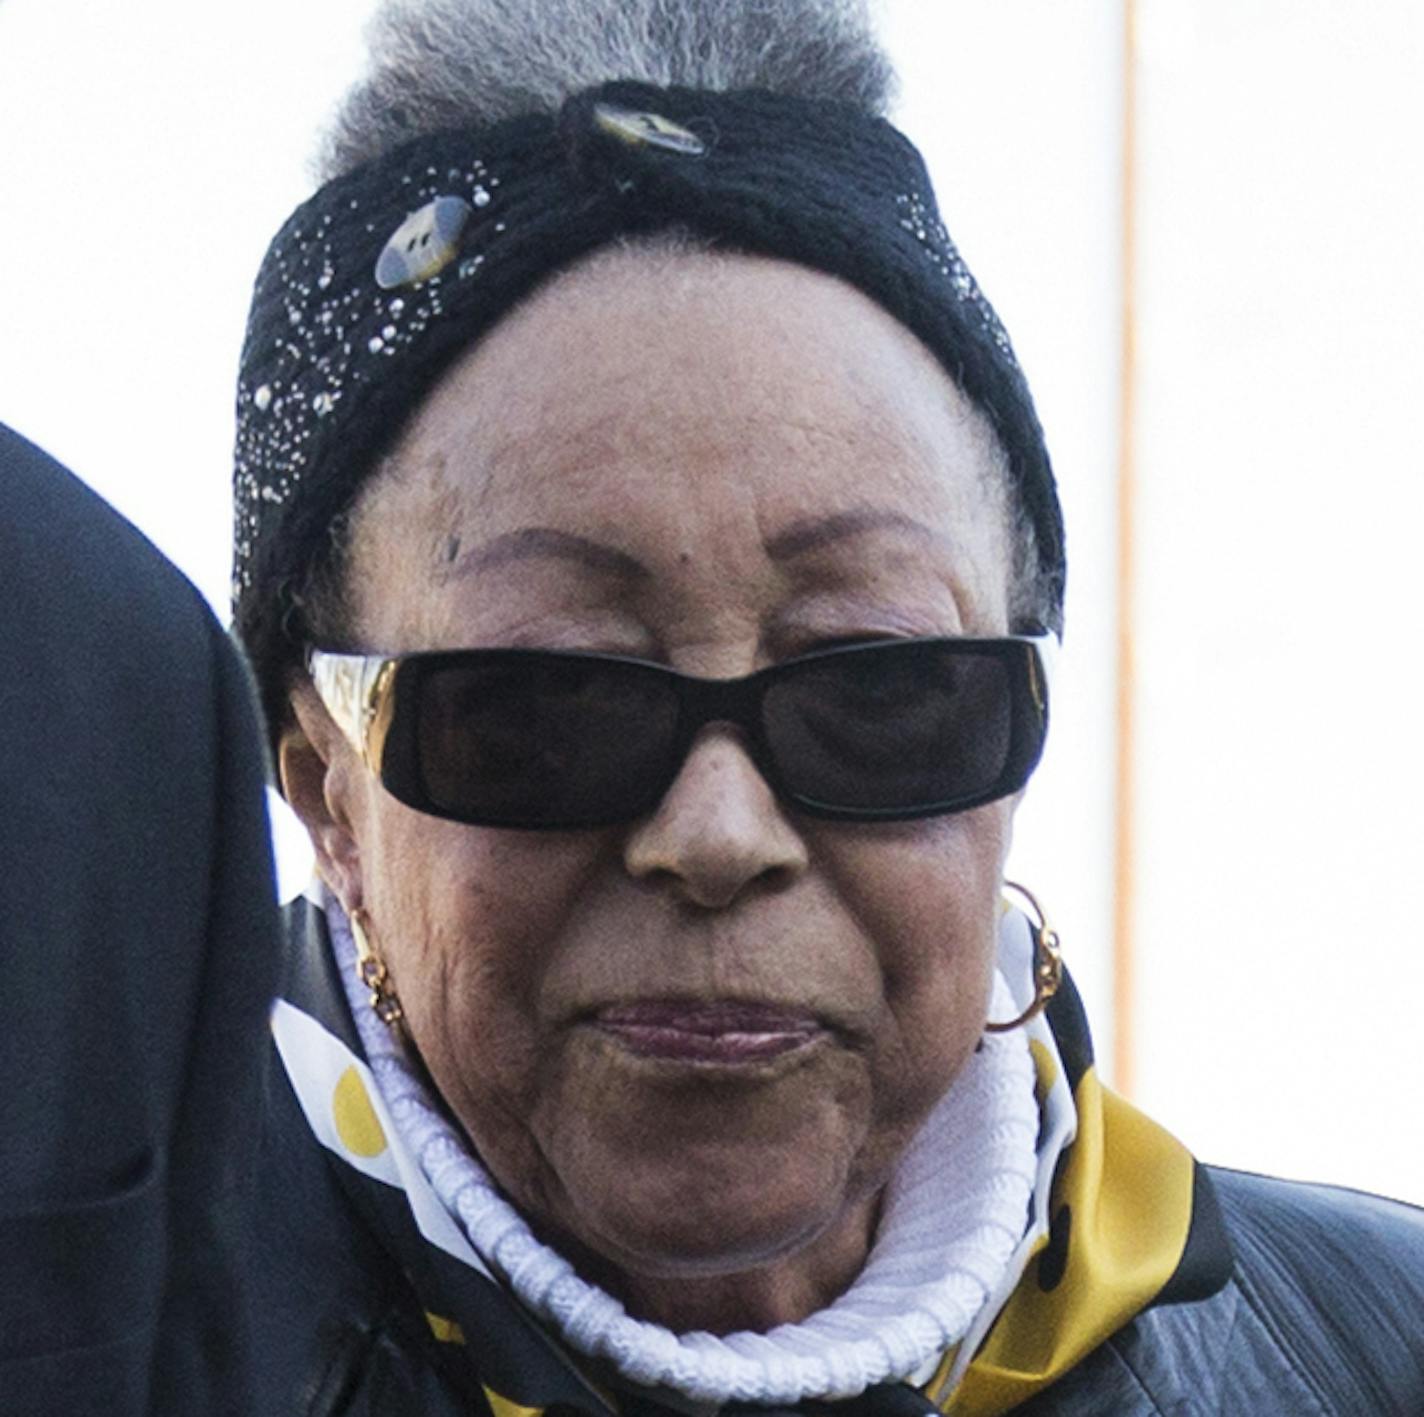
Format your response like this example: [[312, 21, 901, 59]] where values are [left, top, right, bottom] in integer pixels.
[[442, 508, 939, 580], [441, 526, 651, 580], [764, 507, 940, 561]]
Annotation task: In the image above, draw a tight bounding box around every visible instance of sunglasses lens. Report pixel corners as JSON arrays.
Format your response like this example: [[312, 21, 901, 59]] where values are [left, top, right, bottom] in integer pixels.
[[375, 638, 1043, 828], [761, 643, 1024, 814], [412, 655, 680, 826]]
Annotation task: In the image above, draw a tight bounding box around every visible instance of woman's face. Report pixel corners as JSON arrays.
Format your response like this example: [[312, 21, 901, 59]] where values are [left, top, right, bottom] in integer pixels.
[[288, 249, 1020, 1320]]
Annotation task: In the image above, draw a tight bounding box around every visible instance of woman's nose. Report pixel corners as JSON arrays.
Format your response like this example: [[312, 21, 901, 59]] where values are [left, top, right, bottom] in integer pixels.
[[622, 728, 809, 909]]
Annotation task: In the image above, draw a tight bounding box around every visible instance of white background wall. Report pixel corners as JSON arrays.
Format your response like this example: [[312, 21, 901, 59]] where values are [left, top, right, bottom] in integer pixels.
[[1131, 0, 1424, 1203], [1, 1, 1418, 1204]]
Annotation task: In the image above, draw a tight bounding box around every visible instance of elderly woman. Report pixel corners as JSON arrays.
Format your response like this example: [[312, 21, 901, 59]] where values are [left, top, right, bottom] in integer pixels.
[[230, 2, 1424, 1413]]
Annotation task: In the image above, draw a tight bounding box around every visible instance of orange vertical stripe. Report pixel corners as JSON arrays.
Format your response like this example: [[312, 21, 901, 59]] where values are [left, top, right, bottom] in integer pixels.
[[1113, 0, 1141, 1098]]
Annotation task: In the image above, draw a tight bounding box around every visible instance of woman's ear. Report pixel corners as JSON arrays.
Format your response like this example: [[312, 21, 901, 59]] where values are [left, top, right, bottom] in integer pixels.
[[279, 686, 364, 910]]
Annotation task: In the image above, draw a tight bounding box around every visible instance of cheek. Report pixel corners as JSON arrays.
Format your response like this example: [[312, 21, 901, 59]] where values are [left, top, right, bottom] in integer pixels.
[[355, 803, 614, 1133], [363, 805, 598, 969], [831, 802, 1006, 969], [819, 805, 1010, 1128]]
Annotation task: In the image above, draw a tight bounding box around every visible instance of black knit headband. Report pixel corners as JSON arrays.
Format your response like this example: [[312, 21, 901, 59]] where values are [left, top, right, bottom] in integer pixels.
[[233, 80, 1063, 720]]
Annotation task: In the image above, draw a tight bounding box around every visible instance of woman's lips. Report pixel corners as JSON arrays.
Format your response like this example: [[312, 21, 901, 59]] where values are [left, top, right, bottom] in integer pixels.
[[591, 1000, 826, 1064]]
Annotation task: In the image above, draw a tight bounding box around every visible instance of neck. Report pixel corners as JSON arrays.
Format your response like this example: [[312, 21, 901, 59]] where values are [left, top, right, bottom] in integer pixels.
[[554, 1194, 881, 1335]]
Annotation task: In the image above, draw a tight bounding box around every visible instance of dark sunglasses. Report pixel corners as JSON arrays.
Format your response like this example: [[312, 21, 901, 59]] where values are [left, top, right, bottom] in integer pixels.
[[308, 636, 1053, 830]]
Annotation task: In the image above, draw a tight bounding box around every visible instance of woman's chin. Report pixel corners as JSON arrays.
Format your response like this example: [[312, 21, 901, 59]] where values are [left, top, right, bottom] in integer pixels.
[[521, 1043, 883, 1292]]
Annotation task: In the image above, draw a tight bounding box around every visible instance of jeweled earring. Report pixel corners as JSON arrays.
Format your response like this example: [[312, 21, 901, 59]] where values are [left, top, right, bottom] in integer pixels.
[[349, 906, 406, 1030], [985, 880, 1063, 1033]]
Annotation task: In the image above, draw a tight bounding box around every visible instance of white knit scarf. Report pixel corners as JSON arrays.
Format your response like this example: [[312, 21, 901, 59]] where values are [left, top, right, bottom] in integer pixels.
[[326, 894, 1041, 1407]]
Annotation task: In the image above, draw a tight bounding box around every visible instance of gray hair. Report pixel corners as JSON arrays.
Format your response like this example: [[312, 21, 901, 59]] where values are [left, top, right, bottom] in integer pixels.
[[317, 0, 895, 180]]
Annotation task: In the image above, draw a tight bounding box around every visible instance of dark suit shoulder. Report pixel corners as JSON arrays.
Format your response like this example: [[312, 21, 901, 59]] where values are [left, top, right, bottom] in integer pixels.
[[0, 425, 280, 1414]]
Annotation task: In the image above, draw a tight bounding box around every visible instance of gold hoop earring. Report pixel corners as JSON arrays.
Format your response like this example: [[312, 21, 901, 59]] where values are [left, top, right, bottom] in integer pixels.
[[985, 880, 1063, 1033], [350, 907, 406, 1030]]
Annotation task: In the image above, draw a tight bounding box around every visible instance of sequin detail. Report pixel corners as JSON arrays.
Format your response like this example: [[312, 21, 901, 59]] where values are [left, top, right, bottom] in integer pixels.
[[232, 157, 504, 598], [895, 190, 1018, 366]]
